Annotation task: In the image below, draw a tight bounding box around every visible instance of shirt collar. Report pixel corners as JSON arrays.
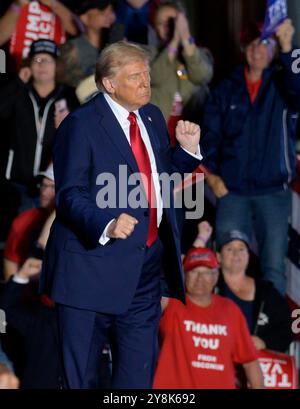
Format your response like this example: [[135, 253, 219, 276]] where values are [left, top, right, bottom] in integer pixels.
[[104, 93, 140, 125]]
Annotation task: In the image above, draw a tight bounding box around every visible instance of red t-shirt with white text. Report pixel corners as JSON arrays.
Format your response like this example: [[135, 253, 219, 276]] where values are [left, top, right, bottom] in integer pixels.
[[153, 295, 257, 389]]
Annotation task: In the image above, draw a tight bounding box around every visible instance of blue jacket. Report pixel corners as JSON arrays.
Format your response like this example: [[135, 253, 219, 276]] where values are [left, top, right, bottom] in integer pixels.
[[201, 50, 300, 195]]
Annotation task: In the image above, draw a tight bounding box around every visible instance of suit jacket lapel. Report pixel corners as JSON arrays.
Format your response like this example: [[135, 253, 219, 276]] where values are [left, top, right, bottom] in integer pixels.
[[94, 93, 139, 174], [139, 108, 164, 175]]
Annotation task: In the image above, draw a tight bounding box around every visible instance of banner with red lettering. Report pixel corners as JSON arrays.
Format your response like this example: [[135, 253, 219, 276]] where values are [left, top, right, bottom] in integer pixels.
[[257, 349, 298, 389], [9, 1, 66, 69]]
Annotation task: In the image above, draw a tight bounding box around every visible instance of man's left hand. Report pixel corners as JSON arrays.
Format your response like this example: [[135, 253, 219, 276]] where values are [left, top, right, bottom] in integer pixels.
[[276, 18, 295, 53], [175, 120, 200, 154]]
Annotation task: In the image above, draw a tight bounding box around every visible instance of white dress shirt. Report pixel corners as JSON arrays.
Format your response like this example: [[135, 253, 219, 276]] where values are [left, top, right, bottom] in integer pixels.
[[99, 93, 202, 244]]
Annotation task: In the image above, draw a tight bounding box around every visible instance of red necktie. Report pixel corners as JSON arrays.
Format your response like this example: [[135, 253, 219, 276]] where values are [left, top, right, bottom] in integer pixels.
[[128, 112, 157, 247]]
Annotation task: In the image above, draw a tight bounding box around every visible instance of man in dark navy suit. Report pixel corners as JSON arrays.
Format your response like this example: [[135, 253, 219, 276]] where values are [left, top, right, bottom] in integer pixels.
[[40, 41, 202, 389]]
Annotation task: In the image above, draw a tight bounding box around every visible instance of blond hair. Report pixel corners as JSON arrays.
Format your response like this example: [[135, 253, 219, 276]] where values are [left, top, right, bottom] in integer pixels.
[[95, 41, 150, 92]]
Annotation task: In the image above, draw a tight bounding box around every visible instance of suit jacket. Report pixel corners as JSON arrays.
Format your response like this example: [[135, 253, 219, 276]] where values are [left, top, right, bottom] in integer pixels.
[[40, 93, 200, 314]]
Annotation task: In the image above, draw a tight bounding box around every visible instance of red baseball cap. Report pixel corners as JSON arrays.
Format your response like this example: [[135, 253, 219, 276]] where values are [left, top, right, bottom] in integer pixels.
[[183, 247, 219, 273]]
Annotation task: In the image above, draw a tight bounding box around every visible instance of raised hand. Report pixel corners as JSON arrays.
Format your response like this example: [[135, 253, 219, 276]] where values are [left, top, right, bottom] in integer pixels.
[[193, 221, 213, 248], [197, 221, 213, 243], [175, 120, 200, 154], [175, 12, 191, 43], [276, 18, 295, 53]]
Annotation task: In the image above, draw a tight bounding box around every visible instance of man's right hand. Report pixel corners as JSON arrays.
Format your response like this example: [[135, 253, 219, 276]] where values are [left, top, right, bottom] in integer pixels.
[[206, 174, 229, 198], [107, 213, 138, 240]]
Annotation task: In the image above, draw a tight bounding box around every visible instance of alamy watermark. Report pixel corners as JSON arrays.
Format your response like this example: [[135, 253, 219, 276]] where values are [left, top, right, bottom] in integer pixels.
[[0, 49, 6, 74], [0, 309, 7, 333], [291, 309, 300, 334], [292, 49, 300, 74], [95, 165, 204, 220]]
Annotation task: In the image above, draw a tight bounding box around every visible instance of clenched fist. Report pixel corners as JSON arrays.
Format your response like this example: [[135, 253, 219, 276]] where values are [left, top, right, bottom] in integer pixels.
[[107, 213, 138, 240], [175, 120, 200, 155]]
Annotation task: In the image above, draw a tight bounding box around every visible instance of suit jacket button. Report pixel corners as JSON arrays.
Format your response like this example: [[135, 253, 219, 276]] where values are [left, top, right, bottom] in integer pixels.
[[144, 210, 149, 217], [139, 245, 146, 251]]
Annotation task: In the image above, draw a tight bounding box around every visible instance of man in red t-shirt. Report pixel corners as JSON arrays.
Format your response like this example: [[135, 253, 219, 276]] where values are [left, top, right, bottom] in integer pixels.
[[153, 247, 264, 389], [3, 164, 55, 281]]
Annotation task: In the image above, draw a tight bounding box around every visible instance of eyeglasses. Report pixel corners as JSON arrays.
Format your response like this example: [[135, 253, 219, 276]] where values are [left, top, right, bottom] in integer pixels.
[[32, 57, 55, 65]]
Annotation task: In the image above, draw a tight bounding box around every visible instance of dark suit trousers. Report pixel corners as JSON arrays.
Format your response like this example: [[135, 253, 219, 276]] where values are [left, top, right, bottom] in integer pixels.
[[57, 238, 163, 389]]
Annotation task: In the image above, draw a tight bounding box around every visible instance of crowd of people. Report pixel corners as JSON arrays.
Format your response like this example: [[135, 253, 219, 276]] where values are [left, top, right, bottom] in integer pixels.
[[0, 0, 299, 389]]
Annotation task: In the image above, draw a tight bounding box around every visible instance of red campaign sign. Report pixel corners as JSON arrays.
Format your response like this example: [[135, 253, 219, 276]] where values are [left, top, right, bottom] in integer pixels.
[[257, 349, 298, 389], [9, 1, 66, 69]]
